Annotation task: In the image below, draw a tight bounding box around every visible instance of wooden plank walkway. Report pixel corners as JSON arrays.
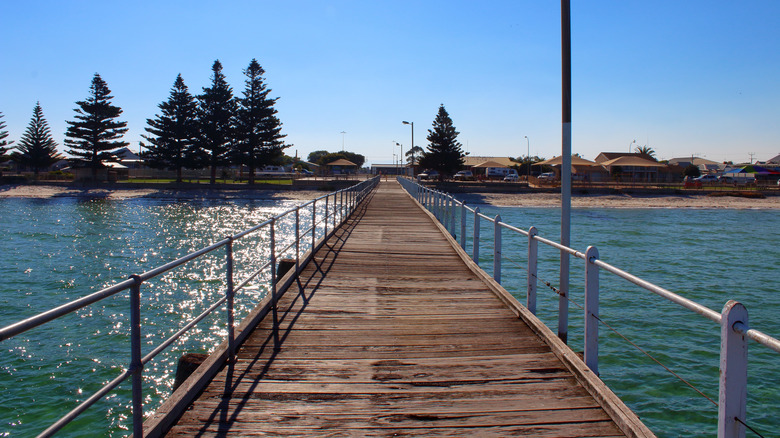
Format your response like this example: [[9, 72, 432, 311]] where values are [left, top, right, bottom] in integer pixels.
[[157, 181, 652, 437]]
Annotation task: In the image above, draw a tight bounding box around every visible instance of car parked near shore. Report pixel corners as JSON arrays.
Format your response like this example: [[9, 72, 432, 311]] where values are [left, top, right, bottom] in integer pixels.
[[693, 174, 719, 184], [537, 172, 556, 182], [418, 169, 438, 180], [453, 170, 474, 181]]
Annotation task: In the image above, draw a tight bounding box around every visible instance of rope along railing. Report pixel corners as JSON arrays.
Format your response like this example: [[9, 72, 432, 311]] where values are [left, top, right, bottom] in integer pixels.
[[533, 269, 721, 412], [0, 176, 379, 438], [398, 176, 777, 438]]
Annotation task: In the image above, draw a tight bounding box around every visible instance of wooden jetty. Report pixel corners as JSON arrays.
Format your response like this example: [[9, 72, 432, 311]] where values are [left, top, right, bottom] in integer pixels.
[[147, 181, 654, 437]]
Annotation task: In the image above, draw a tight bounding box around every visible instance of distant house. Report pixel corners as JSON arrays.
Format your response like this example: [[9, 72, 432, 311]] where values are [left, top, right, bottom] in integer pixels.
[[594, 152, 648, 163], [371, 163, 408, 176], [667, 157, 723, 174], [766, 154, 780, 164], [111, 147, 143, 169], [462, 156, 516, 168], [71, 161, 129, 181]]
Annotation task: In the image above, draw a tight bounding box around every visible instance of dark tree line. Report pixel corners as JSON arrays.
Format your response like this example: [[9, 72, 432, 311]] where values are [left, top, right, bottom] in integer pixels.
[[307, 150, 365, 168], [143, 59, 289, 183], [2, 58, 289, 183]]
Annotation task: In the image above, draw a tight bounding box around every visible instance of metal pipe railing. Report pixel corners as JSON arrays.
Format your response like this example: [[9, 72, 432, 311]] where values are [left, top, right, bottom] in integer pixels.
[[398, 176, 778, 438], [0, 176, 380, 438]]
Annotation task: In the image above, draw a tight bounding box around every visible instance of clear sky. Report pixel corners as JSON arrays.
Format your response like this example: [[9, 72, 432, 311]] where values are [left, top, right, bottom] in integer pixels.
[[2, 1, 778, 165]]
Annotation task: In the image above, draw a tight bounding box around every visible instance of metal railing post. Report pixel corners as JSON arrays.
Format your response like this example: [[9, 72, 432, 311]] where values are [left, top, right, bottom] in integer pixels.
[[460, 202, 466, 250], [527, 227, 538, 315], [269, 218, 280, 350], [225, 238, 236, 364], [584, 246, 599, 374], [472, 207, 480, 265], [719, 300, 748, 438], [295, 207, 300, 273], [493, 215, 502, 283], [448, 196, 455, 236], [311, 202, 317, 251], [129, 275, 143, 437], [324, 196, 329, 238], [444, 195, 450, 231]]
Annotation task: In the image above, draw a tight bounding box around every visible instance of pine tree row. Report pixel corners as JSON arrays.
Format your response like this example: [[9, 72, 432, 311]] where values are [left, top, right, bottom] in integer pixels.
[[0, 58, 289, 184]]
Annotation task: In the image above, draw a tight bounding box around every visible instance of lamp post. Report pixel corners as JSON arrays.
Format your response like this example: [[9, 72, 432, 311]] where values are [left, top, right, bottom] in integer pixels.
[[402, 121, 413, 176], [340, 131, 346, 152], [628, 139, 636, 153], [524, 135, 530, 180], [395, 142, 403, 175]]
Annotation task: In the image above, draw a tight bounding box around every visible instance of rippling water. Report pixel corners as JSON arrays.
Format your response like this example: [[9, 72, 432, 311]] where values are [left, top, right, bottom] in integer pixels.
[[0, 197, 315, 437], [1, 196, 778, 437]]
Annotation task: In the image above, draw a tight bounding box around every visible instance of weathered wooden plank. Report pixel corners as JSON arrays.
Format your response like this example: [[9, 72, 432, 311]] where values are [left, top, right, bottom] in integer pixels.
[[155, 181, 651, 437]]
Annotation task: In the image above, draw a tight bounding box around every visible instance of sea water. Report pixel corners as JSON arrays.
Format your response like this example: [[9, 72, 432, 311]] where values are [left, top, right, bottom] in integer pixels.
[[0, 196, 778, 437]]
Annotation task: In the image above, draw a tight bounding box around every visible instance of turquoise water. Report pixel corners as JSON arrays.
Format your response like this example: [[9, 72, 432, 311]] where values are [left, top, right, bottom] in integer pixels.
[[0, 197, 317, 437], [1, 196, 778, 437]]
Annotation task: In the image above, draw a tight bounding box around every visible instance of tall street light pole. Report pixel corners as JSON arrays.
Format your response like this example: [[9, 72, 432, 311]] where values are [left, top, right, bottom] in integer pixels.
[[340, 131, 346, 152], [524, 135, 530, 180], [403, 121, 413, 176]]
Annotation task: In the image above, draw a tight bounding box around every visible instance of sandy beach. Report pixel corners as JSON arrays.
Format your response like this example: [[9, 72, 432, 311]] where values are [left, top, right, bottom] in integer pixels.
[[0, 184, 324, 202], [456, 191, 780, 209], [2, 184, 779, 209]]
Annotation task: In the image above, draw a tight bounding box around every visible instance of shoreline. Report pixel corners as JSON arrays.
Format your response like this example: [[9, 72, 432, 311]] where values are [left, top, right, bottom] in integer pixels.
[[455, 191, 780, 209], [2, 183, 780, 209]]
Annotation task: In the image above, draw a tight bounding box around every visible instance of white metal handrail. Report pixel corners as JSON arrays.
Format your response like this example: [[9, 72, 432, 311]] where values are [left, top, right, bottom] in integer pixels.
[[0, 176, 379, 438], [399, 176, 778, 438]]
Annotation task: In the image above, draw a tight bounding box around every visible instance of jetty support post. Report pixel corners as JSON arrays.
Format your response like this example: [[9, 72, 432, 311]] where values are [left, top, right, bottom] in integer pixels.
[[584, 246, 599, 375], [493, 215, 502, 283], [527, 227, 538, 315], [472, 207, 480, 265], [460, 202, 467, 250], [718, 300, 748, 438], [129, 274, 143, 436]]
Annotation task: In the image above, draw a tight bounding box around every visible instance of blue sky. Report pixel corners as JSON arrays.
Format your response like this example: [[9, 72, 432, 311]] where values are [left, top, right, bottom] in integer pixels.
[[2, 1, 778, 165]]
